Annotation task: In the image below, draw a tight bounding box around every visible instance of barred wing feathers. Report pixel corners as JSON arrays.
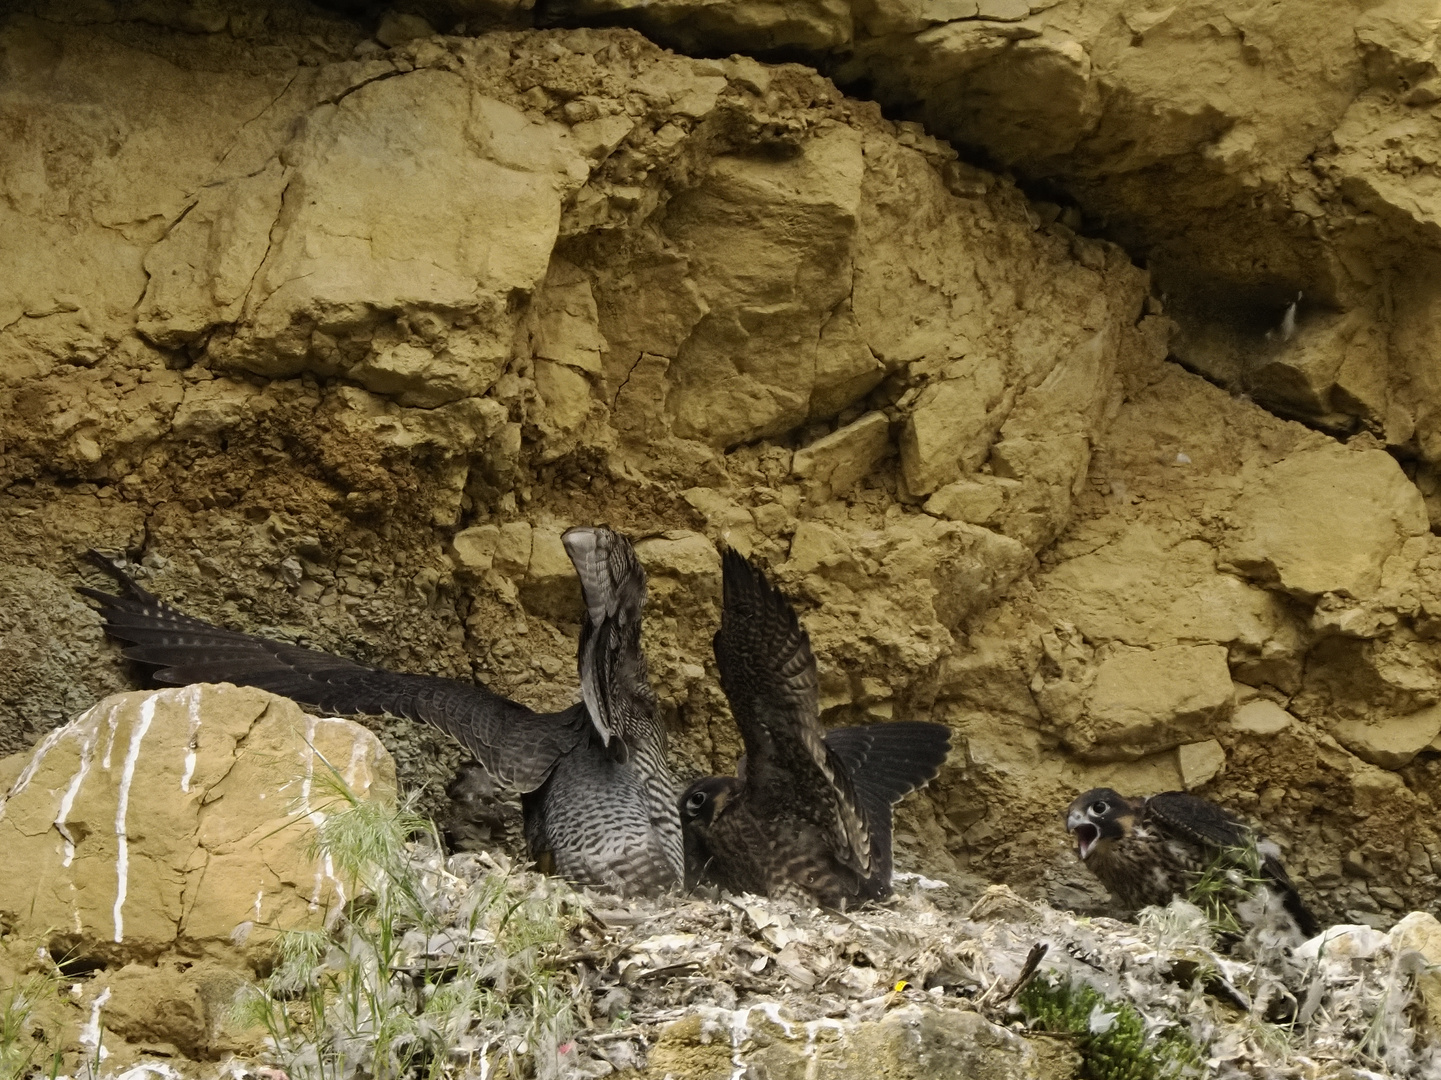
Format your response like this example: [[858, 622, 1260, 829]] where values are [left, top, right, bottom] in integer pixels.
[[712, 549, 873, 877], [80, 568, 584, 792]]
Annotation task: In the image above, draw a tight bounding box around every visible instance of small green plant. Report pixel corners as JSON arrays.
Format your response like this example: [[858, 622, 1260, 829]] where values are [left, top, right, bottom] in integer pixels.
[[0, 959, 64, 1080], [234, 763, 576, 1080], [1018, 974, 1205, 1080], [1185, 839, 1267, 939]]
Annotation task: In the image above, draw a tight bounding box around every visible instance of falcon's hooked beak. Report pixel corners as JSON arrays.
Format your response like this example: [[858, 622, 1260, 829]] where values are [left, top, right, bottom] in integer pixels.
[[1067, 811, 1101, 860], [1065, 787, 1129, 862]]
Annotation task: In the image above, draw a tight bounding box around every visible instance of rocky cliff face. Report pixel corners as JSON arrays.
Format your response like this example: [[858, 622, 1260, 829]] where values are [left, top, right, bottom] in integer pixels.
[[3, 0, 1440, 940]]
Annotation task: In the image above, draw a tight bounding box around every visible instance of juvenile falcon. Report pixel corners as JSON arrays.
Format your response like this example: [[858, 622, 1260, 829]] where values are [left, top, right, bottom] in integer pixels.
[[81, 527, 683, 895], [680, 549, 951, 909], [1066, 787, 1319, 938]]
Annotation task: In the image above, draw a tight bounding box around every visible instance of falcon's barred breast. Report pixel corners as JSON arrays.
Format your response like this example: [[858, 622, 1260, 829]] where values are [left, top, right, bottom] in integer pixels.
[[680, 549, 951, 909], [81, 527, 683, 896], [1066, 787, 1319, 938]]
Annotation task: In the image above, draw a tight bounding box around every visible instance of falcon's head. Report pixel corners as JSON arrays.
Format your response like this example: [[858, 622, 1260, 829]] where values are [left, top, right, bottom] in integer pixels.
[[680, 776, 740, 828], [680, 775, 741, 891], [1065, 787, 1138, 861]]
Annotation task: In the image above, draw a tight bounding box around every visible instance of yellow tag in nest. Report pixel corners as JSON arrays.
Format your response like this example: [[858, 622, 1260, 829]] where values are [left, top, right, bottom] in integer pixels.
[[893, 980, 909, 993]]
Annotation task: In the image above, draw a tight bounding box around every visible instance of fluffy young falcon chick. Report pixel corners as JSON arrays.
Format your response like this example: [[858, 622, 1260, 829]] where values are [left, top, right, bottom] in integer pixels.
[[80, 528, 683, 896], [1066, 787, 1319, 938], [680, 549, 952, 909]]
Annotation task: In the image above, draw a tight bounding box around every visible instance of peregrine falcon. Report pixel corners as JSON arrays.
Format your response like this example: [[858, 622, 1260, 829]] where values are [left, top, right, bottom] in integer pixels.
[[80, 528, 683, 895], [679, 549, 951, 909], [1066, 787, 1319, 938]]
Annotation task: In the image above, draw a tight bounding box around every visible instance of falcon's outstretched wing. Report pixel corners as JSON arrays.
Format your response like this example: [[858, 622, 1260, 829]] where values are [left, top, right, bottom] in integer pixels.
[[823, 721, 951, 897], [712, 549, 872, 876], [824, 721, 952, 815], [80, 554, 586, 792]]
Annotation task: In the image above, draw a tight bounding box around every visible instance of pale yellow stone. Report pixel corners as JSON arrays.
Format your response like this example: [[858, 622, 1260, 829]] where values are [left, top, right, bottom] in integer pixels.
[[636, 531, 722, 613], [785, 521, 857, 577], [1230, 698, 1294, 736], [374, 11, 432, 46], [569, 114, 636, 161], [792, 411, 891, 497], [683, 488, 756, 532], [450, 525, 498, 571], [900, 356, 1006, 495], [1223, 444, 1428, 600], [521, 527, 582, 619], [496, 522, 535, 577], [533, 259, 606, 374], [810, 307, 886, 420], [1039, 524, 1297, 651], [0, 687, 393, 964], [1388, 911, 1441, 1036], [924, 477, 1012, 524], [534, 359, 593, 432], [1177, 739, 1226, 789], [1072, 644, 1234, 760], [1331, 705, 1441, 770]]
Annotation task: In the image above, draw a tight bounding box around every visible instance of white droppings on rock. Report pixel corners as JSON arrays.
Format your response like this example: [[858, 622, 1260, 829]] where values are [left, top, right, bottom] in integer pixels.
[[179, 683, 203, 792], [54, 722, 98, 867], [113, 691, 160, 942], [79, 986, 112, 1063], [0, 721, 75, 825]]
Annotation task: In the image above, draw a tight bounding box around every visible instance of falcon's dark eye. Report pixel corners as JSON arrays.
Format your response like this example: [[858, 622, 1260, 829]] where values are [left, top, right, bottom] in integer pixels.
[[1090, 800, 1109, 815], [685, 791, 708, 812]]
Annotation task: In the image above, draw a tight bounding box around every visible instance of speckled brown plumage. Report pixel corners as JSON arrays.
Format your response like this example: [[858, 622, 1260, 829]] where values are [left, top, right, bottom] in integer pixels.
[[1066, 787, 1319, 937]]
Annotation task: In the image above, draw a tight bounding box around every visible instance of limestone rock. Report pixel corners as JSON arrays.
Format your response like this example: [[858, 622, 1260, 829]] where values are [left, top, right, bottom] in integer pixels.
[[1177, 739, 1226, 789], [924, 476, 1014, 525], [1331, 705, 1441, 770], [375, 11, 433, 47], [93, 960, 217, 1058], [1388, 910, 1441, 1037], [900, 355, 1007, 495], [792, 411, 891, 500], [542, 0, 855, 55], [1245, 309, 1390, 433], [521, 527, 583, 620], [1039, 523, 1297, 652], [452, 520, 535, 578], [635, 530, 722, 616], [145, 69, 588, 401], [532, 259, 606, 375], [664, 125, 866, 447], [1230, 698, 1294, 737], [1038, 643, 1235, 761], [830, 3, 1441, 454], [639, 1002, 1070, 1080], [0, 686, 395, 965], [533, 358, 594, 435], [1222, 443, 1428, 600]]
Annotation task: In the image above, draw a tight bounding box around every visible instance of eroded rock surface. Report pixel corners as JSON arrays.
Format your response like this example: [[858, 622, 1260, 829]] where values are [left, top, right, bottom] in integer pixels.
[[1, 0, 1440, 969], [0, 685, 395, 966]]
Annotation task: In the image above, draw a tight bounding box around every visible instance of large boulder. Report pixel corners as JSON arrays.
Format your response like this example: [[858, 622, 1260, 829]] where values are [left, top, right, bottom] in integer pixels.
[[1222, 443, 1428, 600], [0, 685, 395, 965], [1034, 641, 1235, 762]]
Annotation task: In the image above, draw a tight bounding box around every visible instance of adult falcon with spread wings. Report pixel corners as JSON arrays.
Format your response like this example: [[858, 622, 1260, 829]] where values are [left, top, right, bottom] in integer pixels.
[[1066, 787, 1319, 938], [81, 527, 683, 895], [679, 549, 951, 909]]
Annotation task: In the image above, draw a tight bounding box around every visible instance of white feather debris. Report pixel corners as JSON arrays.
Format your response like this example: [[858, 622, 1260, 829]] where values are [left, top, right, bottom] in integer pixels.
[[1281, 291, 1301, 340]]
